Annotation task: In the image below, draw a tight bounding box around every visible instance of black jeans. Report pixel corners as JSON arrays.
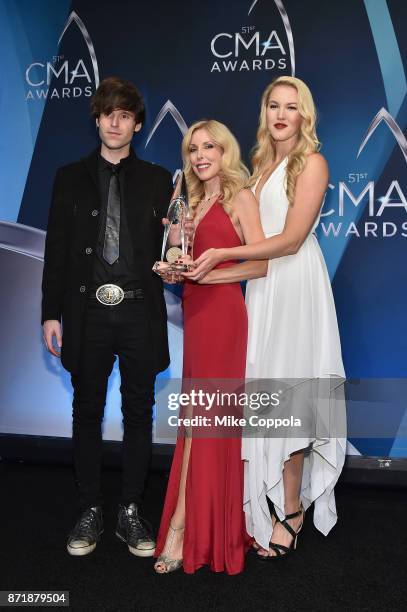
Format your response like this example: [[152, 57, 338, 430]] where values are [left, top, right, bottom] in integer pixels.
[[71, 297, 156, 511]]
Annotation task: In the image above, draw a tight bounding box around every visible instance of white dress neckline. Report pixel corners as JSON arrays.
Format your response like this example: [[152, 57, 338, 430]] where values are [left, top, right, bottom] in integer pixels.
[[254, 156, 288, 201]]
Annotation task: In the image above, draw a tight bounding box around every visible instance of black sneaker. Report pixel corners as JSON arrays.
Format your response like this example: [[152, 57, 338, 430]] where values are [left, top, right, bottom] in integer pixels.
[[67, 506, 103, 556], [116, 503, 156, 557]]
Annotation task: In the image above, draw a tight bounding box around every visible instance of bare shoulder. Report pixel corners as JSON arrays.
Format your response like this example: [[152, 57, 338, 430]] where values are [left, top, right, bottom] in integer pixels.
[[303, 152, 328, 177], [233, 188, 258, 211]]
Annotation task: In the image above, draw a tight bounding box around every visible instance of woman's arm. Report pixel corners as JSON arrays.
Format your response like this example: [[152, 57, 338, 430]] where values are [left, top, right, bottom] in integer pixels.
[[199, 260, 268, 284], [185, 154, 328, 281], [199, 189, 267, 283], [232, 188, 265, 246], [186, 187, 268, 283]]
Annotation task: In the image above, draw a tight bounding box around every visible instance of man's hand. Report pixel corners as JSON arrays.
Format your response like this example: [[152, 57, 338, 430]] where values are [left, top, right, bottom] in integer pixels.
[[184, 219, 195, 244], [163, 218, 181, 247], [43, 320, 62, 357], [162, 218, 195, 247]]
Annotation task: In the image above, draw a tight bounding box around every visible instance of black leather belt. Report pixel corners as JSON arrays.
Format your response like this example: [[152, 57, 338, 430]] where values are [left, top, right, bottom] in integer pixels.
[[89, 284, 144, 305]]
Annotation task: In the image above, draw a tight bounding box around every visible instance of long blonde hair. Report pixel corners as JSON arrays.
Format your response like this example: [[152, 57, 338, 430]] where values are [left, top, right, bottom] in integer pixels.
[[182, 119, 249, 217], [250, 76, 321, 205]]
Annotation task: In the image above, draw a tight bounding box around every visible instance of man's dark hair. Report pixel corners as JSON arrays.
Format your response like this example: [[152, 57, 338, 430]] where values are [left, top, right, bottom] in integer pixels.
[[91, 76, 145, 124]]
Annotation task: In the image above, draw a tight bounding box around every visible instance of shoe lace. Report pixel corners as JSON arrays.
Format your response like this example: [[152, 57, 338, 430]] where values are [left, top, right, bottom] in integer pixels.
[[75, 510, 97, 537], [126, 510, 150, 539], [127, 511, 142, 531]]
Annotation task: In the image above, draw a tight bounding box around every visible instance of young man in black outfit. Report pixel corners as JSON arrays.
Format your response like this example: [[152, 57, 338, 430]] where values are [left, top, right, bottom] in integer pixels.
[[42, 77, 174, 557]]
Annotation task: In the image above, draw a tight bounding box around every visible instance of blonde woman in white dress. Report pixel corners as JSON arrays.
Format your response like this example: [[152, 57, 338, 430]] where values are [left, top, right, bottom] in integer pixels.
[[183, 76, 346, 559]]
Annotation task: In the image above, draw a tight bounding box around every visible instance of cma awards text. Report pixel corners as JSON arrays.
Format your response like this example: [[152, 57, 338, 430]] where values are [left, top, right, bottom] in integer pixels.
[[210, 29, 288, 73], [321, 180, 407, 238]]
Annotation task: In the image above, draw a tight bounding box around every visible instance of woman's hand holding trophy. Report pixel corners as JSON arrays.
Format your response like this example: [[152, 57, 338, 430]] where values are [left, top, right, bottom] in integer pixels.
[[153, 173, 194, 283]]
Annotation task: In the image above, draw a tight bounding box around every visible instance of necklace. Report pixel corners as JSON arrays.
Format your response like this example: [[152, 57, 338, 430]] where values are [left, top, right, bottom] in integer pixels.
[[202, 191, 221, 202], [195, 191, 221, 221]]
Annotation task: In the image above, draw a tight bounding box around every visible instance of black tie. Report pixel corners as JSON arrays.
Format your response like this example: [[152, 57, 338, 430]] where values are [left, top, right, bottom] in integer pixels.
[[103, 166, 120, 265]]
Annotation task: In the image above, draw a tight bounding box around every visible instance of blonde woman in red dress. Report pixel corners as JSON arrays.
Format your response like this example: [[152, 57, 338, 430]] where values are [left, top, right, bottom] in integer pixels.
[[154, 120, 264, 574]]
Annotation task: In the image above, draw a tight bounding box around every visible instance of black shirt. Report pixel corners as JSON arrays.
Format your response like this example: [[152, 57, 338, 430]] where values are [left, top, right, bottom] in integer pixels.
[[93, 150, 141, 289]]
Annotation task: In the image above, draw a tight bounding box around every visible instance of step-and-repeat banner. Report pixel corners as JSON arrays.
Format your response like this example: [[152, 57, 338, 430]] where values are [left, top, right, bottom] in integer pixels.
[[0, 0, 406, 457]]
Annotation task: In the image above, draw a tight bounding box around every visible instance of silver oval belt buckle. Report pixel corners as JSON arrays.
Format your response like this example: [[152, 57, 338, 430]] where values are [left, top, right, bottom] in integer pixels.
[[95, 284, 124, 305]]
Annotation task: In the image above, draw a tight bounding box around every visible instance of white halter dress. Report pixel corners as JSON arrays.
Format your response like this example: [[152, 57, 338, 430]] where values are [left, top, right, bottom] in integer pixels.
[[243, 158, 346, 548]]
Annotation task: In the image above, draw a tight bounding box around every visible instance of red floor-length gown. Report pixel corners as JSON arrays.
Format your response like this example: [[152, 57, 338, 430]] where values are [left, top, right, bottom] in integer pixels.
[[155, 202, 250, 574]]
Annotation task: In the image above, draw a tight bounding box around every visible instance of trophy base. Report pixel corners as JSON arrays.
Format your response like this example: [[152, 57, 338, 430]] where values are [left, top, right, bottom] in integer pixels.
[[153, 261, 191, 278], [170, 263, 190, 273]]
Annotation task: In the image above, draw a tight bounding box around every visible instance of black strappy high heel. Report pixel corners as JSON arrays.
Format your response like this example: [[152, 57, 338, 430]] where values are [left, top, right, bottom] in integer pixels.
[[260, 504, 304, 561], [252, 503, 280, 553]]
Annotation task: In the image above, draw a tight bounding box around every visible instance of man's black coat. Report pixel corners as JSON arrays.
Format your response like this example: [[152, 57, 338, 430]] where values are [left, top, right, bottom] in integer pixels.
[[41, 148, 173, 374]]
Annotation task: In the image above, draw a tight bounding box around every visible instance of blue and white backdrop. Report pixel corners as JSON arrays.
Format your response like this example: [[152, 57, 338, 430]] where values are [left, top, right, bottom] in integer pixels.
[[0, 0, 406, 458]]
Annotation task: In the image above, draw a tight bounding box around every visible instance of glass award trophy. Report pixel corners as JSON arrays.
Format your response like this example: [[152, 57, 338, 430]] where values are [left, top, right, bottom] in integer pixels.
[[154, 172, 191, 274]]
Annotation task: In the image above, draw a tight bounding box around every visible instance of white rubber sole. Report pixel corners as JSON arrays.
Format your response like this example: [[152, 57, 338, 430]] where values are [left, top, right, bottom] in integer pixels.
[[115, 532, 156, 557], [67, 542, 97, 556]]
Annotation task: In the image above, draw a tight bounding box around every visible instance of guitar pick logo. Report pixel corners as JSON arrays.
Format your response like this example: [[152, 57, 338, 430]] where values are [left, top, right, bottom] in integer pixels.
[[357, 107, 407, 164]]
